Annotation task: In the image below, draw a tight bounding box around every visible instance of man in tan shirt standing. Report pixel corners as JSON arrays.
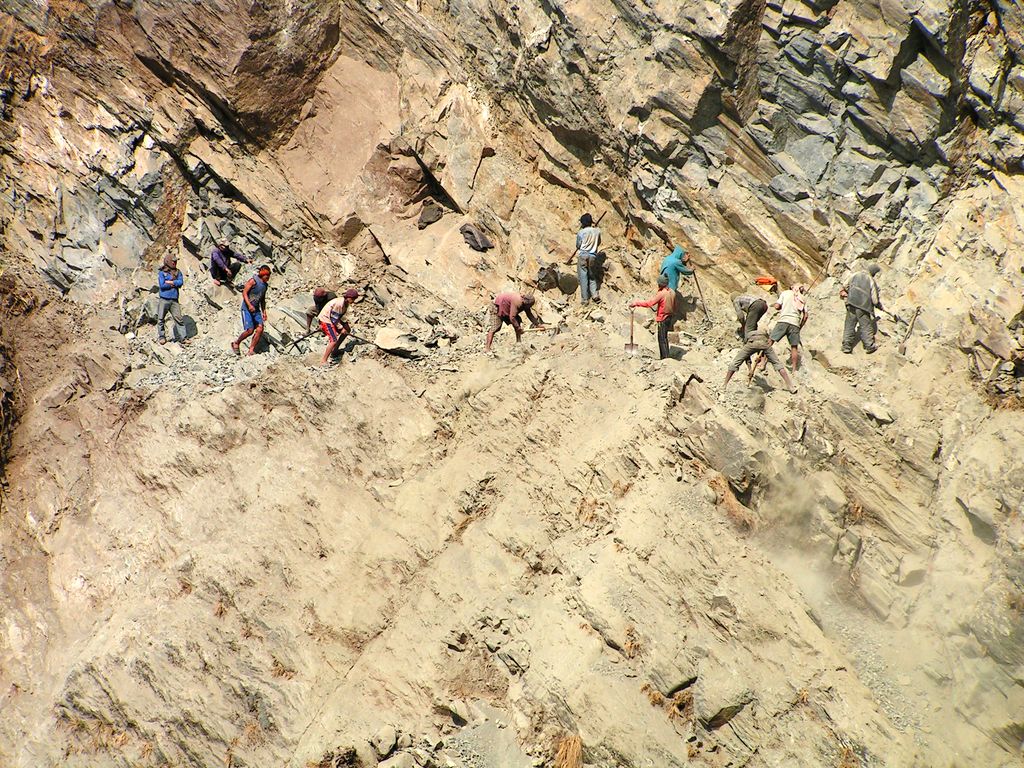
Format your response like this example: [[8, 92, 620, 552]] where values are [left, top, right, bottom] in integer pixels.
[[568, 213, 602, 305]]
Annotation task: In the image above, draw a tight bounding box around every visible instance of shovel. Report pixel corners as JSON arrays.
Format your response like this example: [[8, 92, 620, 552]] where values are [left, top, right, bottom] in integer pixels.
[[625, 310, 639, 355], [691, 268, 712, 322], [898, 306, 921, 355]]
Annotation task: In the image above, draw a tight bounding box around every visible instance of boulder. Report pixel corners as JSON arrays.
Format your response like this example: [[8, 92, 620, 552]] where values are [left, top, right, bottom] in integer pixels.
[[862, 401, 894, 424], [374, 328, 429, 359], [371, 724, 398, 759]]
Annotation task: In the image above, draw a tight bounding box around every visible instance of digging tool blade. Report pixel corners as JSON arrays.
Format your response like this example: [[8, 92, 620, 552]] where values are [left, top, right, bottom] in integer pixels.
[[898, 306, 921, 355], [692, 269, 712, 322], [288, 329, 319, 350], [747, 350, 767, 383], [625, 309, 639, 355]]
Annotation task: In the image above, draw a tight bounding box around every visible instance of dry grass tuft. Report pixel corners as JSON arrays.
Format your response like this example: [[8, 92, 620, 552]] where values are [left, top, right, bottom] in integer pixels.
[[610, 479, 633, 498], [214, 600, 227, 618], [0, 270, 38, 315], [577, 496, 603, 525], [707, 474, 756, 532], [838, 745, 861, 768], [271, 658, 296, 679], [624, 626, 642, 659], [642, 683, 666, 707], [58, 712, 131, 754], [984, 390, 1024, 411], [844, 500, 866, 526], [553, 734, 583, 768], [641, 683, 694, 723], [243, 720, 266, 746], [667, 689, 695, 723]]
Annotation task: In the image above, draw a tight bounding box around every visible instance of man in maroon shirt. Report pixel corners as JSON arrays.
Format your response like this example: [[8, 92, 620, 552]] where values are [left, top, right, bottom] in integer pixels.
[[485, 291, 543, 350], [630, 274, 675, 359]]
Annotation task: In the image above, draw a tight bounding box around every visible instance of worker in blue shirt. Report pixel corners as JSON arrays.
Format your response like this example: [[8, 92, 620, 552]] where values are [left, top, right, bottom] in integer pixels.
[[659, 245, 694, 291]]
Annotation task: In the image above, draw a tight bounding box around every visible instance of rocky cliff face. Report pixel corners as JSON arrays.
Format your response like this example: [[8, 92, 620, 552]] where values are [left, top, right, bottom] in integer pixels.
[[1, 1, 1023, 767]]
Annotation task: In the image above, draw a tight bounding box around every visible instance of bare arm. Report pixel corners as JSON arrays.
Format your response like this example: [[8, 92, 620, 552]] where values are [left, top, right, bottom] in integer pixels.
[[242, 279, 256, 311], [631, 295, 659, 309]]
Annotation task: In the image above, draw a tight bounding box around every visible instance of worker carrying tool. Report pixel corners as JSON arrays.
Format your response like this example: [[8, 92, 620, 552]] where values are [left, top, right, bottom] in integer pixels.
[[732, 276, 778, 340], [485, 292, 543, 351], [306, 287, 338, 332], [723, 328, 797, 394], [569, 213, 602, 305], [629, 274, 675, 360], [840, 263, 883, 354], [318, 288, 359, 366], [769, 283, 808, 371]]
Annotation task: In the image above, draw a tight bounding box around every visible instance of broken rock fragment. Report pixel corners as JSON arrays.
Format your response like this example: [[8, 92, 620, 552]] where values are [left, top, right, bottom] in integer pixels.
[[862, 401, 894, 424], [459, 222, 494, 251], [371, 724, 398, 759], [374, 328, 429, 359]]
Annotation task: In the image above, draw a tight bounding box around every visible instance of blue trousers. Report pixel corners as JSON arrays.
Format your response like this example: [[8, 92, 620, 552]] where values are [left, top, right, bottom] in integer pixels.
[[578, 253, 599, 302]]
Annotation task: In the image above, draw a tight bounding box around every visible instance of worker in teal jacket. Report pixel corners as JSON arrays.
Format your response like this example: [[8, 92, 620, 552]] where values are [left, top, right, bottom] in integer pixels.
[[659, 246, 694, 291]]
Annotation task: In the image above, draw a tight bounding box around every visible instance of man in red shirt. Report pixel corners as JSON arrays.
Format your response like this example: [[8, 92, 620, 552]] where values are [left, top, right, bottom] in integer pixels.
[[485, 292, 543, 350], [630, 274, 675, 359]]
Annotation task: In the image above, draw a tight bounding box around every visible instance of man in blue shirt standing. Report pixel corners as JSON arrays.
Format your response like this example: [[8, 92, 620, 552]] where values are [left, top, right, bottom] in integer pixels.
[[156, 254, 186, 345]]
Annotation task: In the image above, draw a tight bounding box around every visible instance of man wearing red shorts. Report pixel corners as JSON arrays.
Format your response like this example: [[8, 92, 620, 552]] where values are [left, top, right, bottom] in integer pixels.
[[318, 288, 359, 366]]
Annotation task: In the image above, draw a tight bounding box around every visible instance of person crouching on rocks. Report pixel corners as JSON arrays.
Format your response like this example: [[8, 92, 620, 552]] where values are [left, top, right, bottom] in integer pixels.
[[318, 288, 358, 366], [722, 328, 797, 393], [210, 242, 250, 286], [156, 254, 187, 345], [731, 277, 778, 340], [232, 265, 271, 356], [485, 292, 543, 351], [306, 287, 338, 332]]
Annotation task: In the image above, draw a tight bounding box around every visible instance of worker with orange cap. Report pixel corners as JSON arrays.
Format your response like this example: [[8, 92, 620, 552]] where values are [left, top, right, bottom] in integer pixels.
[[731, 277, 778, 340]]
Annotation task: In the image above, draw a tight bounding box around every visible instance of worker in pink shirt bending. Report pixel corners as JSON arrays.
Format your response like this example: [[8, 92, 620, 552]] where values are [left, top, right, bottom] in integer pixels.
[[485, 291, 544, 351]]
